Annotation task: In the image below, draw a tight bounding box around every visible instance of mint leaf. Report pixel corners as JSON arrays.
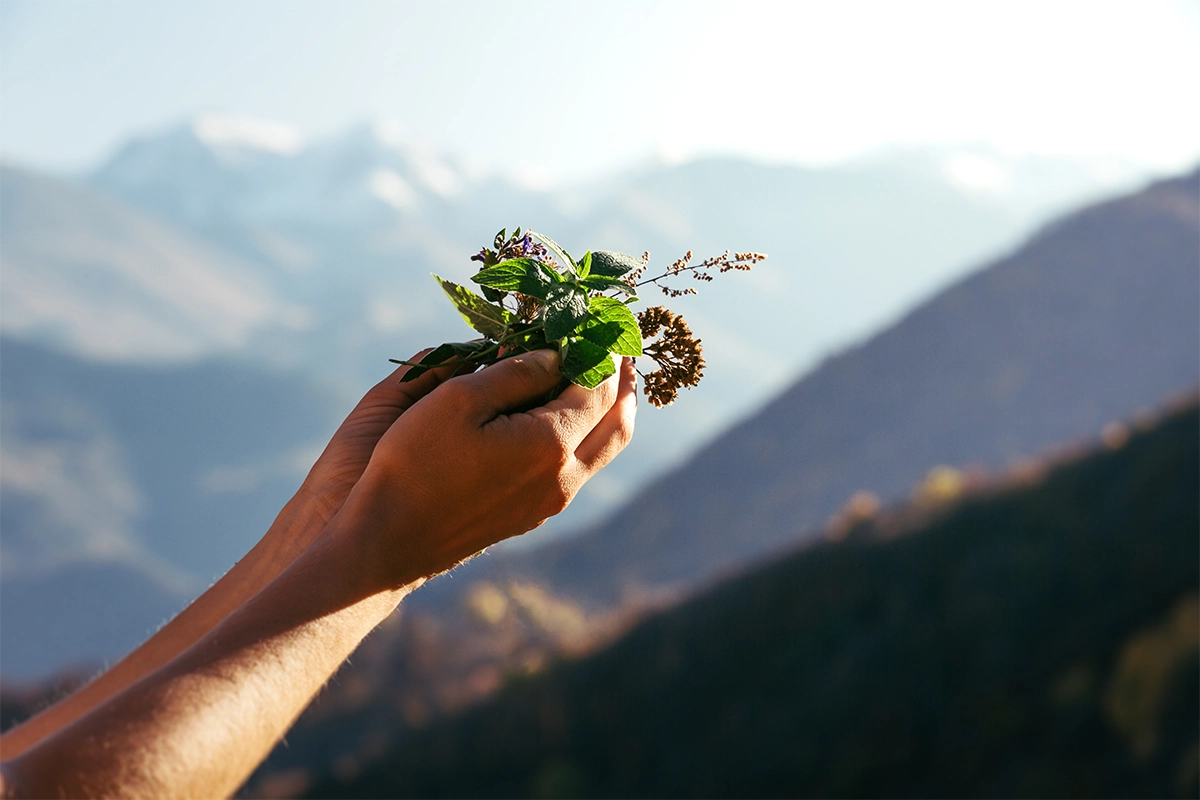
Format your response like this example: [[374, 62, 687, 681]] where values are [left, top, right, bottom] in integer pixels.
[[561, 337, 616, 388], [543, 284, 588, 340], [580, 274, 637, 297], [397, 340, 489, 382], [590, 250, 642, 277], [577, 250, 592, 279], [581, 296, 642, 356], [434, 274, 514, 339], [472, 258, 559, 300], [529, 230, 576, 271]]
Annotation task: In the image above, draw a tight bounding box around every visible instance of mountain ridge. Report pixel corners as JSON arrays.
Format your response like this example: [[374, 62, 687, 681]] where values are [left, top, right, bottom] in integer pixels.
[[432, 167, 1200, 608]]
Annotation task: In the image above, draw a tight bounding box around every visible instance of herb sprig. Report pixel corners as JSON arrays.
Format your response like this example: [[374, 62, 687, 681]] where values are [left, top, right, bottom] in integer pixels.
[[392, 228, 765, 407]]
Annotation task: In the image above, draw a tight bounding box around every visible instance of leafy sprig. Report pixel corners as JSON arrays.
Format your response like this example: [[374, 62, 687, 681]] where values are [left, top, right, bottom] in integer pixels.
[[392, 228, 765, 406]]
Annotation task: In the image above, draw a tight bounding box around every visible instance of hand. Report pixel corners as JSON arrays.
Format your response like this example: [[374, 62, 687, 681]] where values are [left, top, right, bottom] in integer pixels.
[[336, 350, 638, 590], [0, 351, 465, 760], [296, 351, 465, 527]]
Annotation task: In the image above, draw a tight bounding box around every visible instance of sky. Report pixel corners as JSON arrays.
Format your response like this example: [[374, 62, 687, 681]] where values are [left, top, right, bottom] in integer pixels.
[[1, 0, 1199, 185]]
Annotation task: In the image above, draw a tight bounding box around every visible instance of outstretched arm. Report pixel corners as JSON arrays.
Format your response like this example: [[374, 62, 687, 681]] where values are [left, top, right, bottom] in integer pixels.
[[0, 353, 460, 758], [0, 351, 637, 799]]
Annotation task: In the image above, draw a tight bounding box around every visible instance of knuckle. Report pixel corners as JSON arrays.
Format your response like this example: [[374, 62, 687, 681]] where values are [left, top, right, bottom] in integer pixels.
[[542, 477, 573, 516], [597, 373, 619, 405], [531, 425, 571, 470], [510, 362, 541, 397], [619, 408, 636, 445], [616, 422, 634, 450], [361, 383, 394, 408]]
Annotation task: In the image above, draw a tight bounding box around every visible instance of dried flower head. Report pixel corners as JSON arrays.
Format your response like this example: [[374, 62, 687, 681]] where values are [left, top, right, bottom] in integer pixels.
[[637, 306, 705, 407], [633, 249, 766, 297], [514, 292, 541, 322]]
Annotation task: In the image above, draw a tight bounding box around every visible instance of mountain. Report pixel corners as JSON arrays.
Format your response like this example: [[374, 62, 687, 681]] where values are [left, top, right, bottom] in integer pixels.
[[299, 400, 1200, 799], [90, 118, 473, 230], [0, 337, 343, 678], [0, 164, 300, 363], [446, 168, 1200, 607], [0, 125, 1178, 677], [234, 170, 1198, 794], [0, 562, 190, 679], [77, 118, 1160, 529]]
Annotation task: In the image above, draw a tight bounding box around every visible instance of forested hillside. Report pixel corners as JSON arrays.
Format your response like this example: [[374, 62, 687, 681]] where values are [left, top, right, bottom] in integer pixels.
[[303, 400, 1199, 799]]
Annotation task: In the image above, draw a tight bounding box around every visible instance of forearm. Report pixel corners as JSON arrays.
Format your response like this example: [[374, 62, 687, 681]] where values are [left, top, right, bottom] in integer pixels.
[[0, 488, 332, 758], [0, 358, 450, 758], [3, 517, 411, 800], [0, 352, 637, 798]]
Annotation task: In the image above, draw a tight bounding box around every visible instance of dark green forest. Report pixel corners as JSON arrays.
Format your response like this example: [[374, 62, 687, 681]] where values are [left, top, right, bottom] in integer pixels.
[[306, 403, 1199, 799]]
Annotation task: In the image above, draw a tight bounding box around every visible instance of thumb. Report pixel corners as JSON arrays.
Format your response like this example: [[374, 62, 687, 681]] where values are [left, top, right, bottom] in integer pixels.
[[460, 349, 563, 419]]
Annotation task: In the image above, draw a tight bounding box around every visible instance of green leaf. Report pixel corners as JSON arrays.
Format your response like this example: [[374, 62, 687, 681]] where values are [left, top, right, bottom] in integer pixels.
[[481, 285, 507, 303], [590, 250, 642, 277], [529, 230, 576, 271], [581, 296, 642, 356], [543, 283, 589, 340], [577, 250, 592, 279], [397, 340, 490, 382], [472, 258, 559, 300], [434, 274, 514, 339], [580, 274, 637, 297], [561, 337, 616, 388]]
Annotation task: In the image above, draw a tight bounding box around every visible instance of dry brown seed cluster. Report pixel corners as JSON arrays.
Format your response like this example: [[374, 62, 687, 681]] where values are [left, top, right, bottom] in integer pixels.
[[514, 293, 541, 321], [626, 252, 654, 284], [637, 306, 705, 407], [634, 249, 766, 297]]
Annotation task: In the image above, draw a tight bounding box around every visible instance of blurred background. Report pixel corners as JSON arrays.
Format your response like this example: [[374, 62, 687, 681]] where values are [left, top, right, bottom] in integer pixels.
[[1, 1, 1197, 796]]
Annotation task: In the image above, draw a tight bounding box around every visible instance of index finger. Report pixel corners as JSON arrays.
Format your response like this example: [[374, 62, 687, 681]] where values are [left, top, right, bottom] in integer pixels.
[[529, 367, 620, 449]]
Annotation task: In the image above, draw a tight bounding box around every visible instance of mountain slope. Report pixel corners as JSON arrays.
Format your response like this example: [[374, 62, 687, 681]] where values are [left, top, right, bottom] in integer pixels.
[[458, 168, 1199, 606], [0, 164, 297, 362], [0, 562, 190, 678], [19, 139, 1103, 538], [0, 337, 344, 677], [306, 401, 1200, 799]]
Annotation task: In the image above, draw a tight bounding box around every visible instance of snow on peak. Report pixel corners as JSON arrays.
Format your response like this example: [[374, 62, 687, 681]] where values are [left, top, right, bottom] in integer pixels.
[[371, 119, 409, 151], [941, 152, 1013, 194], [369, 169, 419, 212], [192, 114, 304, 155]]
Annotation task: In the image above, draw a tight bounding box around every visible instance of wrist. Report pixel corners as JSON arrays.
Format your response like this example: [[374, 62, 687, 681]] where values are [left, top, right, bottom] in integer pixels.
[[295, 514, 422, 618], [255, 483, 336, 564], [323, 484, 432, 596]]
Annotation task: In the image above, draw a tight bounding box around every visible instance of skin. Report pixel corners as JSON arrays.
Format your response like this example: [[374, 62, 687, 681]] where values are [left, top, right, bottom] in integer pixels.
[[0, 349, 637, 799]]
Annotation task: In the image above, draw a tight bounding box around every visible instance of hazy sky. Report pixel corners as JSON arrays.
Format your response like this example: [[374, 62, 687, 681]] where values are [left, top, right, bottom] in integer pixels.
[[2, 0, 1198, 184]]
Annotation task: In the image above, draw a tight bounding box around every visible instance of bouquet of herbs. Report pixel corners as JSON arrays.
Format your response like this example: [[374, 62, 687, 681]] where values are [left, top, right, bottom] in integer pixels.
[[393, 228, 765, 407]]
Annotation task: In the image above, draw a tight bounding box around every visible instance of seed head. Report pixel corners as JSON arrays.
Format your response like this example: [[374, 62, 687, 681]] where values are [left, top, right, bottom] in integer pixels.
[[638, 306, 705, 407]]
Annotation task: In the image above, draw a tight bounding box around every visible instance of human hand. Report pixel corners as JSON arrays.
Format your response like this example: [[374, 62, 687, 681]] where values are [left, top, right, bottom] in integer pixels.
[[253, 351, 466, 572], [335, 350, 637, 590], [0, 352, 468, 761], [297, 351, 465, 527]]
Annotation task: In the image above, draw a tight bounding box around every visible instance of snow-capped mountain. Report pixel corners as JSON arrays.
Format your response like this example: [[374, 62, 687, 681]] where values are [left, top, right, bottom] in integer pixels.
[[0, 115, 1181, 678], [0, 164, 306, 363], [91, 116, 477, 230]]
